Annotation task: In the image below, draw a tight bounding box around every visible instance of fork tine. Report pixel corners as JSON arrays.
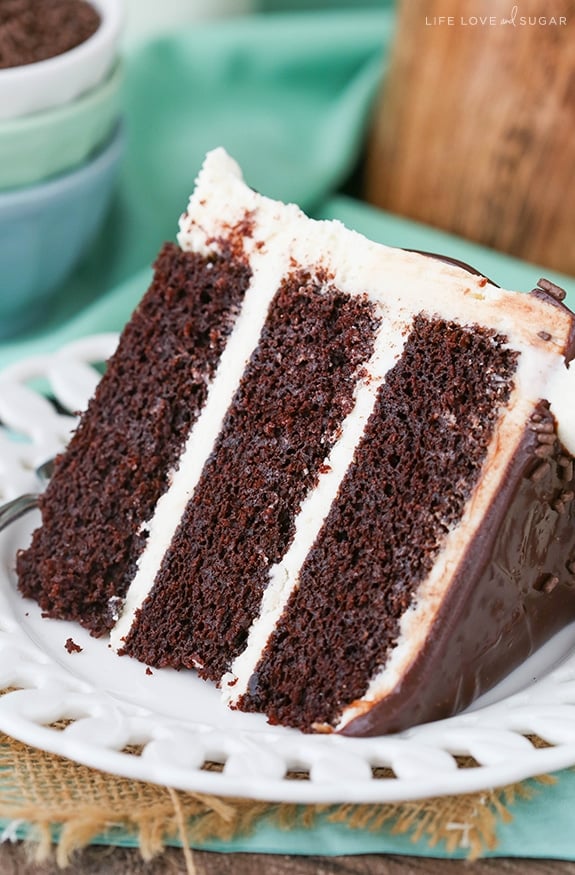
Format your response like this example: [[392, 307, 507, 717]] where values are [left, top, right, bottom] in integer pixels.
[[0, 456, 53, 532], [0, 494, 39, 533], [36, 457, 55, 484]]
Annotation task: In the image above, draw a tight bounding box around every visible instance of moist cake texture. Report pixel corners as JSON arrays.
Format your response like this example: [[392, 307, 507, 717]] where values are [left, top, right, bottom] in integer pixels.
[[17, 148, 575, 736], [120, 271, 380, 678], [17, 241, 251, 635]]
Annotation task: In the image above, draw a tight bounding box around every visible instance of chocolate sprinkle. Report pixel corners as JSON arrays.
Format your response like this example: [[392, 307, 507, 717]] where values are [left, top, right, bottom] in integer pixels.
[[535, 443, 556, 458], [529, 460, 551, 482], [534, 574, 560, 594], [529, 421, 555, 433], [537, 278, 567, 302], [559, 459, 574, 482]]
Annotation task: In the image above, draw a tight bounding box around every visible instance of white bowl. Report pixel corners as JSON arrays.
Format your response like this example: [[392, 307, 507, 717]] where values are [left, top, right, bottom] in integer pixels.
[[0, 0, 123, 122]]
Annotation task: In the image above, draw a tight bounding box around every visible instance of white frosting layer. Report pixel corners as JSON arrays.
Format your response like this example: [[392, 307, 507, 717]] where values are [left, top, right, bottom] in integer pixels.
[[222, 314, 410, 704], [110, 148, 575, 731], [111, 162, 300, 650]]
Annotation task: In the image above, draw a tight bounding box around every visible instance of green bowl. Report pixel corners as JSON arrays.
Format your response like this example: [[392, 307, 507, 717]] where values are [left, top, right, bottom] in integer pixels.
[[0, 61, 122, 192]]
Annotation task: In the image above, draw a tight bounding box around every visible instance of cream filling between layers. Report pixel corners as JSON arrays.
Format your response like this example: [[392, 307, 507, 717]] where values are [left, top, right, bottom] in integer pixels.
[[222, 315, 410, 704]]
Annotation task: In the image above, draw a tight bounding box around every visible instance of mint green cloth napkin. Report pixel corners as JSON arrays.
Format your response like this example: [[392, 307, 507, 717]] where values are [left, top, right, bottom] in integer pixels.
[[1, 5, 575, 861]]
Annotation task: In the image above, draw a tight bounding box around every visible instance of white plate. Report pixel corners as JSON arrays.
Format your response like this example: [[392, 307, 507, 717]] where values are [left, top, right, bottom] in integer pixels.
[[2, 334, 575, 804]]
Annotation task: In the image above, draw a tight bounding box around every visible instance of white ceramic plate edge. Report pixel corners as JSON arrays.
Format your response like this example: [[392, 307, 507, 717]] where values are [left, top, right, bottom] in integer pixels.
[[2, 334, 575, 804]]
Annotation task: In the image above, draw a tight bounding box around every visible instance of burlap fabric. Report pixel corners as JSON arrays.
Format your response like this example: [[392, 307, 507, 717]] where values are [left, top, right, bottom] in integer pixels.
[[0, 726, 555, 872]]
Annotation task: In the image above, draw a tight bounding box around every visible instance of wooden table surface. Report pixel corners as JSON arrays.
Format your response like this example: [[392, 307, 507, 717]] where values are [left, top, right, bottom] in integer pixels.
[[0, 845, 573, 873]]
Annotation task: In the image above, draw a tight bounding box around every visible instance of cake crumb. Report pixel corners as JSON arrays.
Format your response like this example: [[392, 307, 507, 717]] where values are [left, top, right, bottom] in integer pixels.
[[65, 638, 83, 654], [146, 667, 153, 676]]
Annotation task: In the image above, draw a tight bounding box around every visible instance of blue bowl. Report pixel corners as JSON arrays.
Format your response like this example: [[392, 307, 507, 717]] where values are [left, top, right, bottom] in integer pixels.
[[0, 124, 123, 339]]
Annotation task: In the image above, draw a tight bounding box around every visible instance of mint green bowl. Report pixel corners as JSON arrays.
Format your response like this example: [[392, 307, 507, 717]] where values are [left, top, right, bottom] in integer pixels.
[[0, 61, 122, 192]]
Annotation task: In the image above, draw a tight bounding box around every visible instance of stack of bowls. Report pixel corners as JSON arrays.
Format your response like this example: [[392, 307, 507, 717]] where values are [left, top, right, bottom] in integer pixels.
[[0, 0, 124, 338]]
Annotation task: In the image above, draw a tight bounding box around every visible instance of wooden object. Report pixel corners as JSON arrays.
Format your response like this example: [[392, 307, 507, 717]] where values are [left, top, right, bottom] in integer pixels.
[[0, 846, 574, 874], [365, 0, 575, 277]]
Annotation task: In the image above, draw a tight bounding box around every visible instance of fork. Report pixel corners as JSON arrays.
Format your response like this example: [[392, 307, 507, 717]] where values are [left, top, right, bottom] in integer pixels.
[[0, 457, 55, 533]]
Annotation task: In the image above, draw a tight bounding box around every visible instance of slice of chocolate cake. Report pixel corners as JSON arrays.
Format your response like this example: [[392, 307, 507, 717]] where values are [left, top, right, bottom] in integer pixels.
[[17, 148, 575, 736]]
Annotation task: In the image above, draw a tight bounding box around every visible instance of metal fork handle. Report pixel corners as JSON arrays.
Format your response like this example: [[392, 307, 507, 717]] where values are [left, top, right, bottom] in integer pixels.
[[0, 494, 39, 533]]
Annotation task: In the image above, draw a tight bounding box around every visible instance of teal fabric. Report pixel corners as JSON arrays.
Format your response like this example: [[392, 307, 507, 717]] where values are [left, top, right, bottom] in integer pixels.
[[1, 5, 575, 860]]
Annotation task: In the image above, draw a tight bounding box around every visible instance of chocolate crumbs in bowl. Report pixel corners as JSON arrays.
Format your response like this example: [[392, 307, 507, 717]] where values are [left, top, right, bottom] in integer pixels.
[[0, 0, 101, 69]]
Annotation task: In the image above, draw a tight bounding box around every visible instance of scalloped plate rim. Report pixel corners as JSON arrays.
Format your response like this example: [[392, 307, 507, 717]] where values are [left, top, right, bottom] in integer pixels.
[[2, 334, 575, 804]]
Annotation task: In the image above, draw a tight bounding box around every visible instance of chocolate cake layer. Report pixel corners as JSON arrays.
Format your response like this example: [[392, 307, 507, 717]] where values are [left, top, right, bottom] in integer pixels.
[[237, 315, 519, 730], [120, 271, 380, 677], [17, 243, 250, 635]]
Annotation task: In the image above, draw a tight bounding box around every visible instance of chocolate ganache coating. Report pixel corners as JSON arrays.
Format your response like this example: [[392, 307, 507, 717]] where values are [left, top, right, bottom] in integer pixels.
[[343, 401, 575, 736], [404, 249, 499, 286], [342, 270, 575, 737]]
